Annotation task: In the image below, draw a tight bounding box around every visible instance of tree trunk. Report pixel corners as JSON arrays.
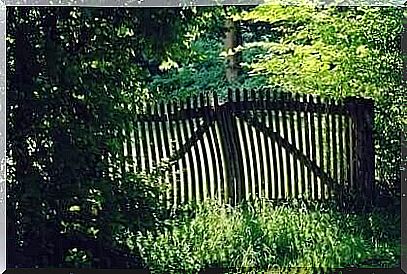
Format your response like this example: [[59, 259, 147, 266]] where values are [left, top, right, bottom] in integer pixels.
[[224, 16, 242, 83]]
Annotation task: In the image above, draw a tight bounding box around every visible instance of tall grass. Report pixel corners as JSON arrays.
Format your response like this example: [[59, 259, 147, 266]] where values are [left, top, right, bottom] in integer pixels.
[[132, 199, 399, 273]]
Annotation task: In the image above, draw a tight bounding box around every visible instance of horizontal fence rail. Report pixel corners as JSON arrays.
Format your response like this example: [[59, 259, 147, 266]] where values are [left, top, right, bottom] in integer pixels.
[[117, 88, 375, 208]]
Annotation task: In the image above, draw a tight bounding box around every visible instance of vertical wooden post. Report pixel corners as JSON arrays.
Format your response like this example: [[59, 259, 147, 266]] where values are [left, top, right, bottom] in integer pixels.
[[363, 99, 375, 207], [345, 97, 375, 208]]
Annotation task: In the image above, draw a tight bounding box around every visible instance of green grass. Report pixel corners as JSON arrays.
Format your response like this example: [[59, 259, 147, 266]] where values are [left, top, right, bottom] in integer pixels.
[[131, 199, 400, 273]]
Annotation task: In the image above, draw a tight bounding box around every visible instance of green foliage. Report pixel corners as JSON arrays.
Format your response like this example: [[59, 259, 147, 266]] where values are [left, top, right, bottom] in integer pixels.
[[6, 6, 195, 267], [235, 3, 405, 192], [134, 199, 400, 273], [147, 6, 271, 101]]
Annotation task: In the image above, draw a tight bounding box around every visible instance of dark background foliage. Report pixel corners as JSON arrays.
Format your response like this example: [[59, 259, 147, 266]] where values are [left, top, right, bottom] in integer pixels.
[[6, 4, 404, 269]]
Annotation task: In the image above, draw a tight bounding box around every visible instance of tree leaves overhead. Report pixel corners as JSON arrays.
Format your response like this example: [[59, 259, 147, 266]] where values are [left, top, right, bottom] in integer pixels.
[[6, 6, 196, 268], [235, 2, 405, 191]]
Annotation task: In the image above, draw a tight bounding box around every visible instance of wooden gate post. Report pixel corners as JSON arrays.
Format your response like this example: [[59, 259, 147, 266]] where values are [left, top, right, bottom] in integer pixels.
[[214, 93, 234, 204], [214, 90, 244, 205], [345, 97, 375, 209]]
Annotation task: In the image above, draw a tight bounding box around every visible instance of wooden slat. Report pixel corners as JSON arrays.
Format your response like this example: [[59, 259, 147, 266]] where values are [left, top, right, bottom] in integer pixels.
[[159, 101, 173, 206], [218, 92, 235, 203], [153, 103, 166, 205], [192, 95, 204, 202], [316, 96, 324, 200], [205, 92, 218, 200], [154, 103, 164, 164], [239, 89, 251, 199], [275, 89, 285, 199], [213, 92, 226, 202], [332, 101, 338, 187], [241, 89, 254, 198], [344, 111, 352, 195], [251, 89, 265, 198], [302, 94, 311, 199], [140, 111, 149, 172], [167, 101, 180, 204], [309, 95, 317, 200], [267, 89, 278, 199], [248, 89, 260, 198], [185, 96, 198, 202], [233, 89, 245, 202], [199, 93, 211, 201], [295, 93, 305, 198], [123, 116, 133, 174], [325, 99, 331, 198], [260, 90, 271, 199], [226, 88, 242, 204], [173, 101, 187, 203], [281, 92, 290, 198], [288, 93, 298, 198], [133, 115, 142, 172], [180, 98, 194, 202], [338, 107, 345, 204], [146, 103, 155, 173]]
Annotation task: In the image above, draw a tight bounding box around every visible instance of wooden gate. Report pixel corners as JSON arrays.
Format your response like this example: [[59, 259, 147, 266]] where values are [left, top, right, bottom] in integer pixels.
[[122, 88, 375, 207]]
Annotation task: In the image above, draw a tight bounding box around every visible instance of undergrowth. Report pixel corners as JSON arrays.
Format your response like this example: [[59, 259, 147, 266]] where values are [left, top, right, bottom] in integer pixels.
[[131, 199, 400, 273]]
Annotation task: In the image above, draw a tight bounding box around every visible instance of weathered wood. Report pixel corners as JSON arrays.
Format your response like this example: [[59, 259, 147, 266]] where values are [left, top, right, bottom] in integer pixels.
[[181, 98, 195, 201], [259, 90, 271, 199], [275, 90, 285, 199], [233, 89, 245, 202], [344, 110, 352, 196], [199, 93, 211, 201], [246, 89, 258, 199], [302, 94, 311, 199], [126, 89, 374, 206], [309, 95, 317, 200], [252, 89, 265, 198], [135, 101, 348, 122], [159, 102, 174, 206], [146, 104, 155, 173], [332, 102, 338, 186], [316, 96, 324, 200], [296, 93, 305, 198], [345, 97, 375, 207], [267, 89, 279, 199], [288, 93, 298, 198], [325, 99, 331, 198], [281, 92, 290, 198], [237, 112, 336, 191], [204, 92, 218, 200], [337, 104, 345, 202], [216, 92, 234, 204]]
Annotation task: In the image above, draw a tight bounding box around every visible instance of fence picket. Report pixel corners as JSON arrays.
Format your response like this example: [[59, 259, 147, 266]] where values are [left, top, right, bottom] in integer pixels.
[[233, 89, 245, 201], [281, 92, 290, 198], [309, 95, 317, 200], [252, 89, 265, 198], [260, 90, 271, 199], [126, 89, 374, 206], [288, 93, 298, 198], [302, 94, 311, 199], [205, 92, 218, 200], [338, 105, 345, 204], [316, 96, 324, 200], [199, 93, 211, 200], [325, 99, 331, 198], [213, 92, 227, 202], [275, 90, 285, 199], [295, 93, 305, 197], [332, 101, 338, 187]]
